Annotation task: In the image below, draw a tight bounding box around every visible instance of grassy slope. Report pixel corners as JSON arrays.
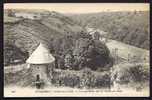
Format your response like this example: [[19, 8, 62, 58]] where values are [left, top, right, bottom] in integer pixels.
[[4, 10, 83, 54], [106, 39, 149, 62]]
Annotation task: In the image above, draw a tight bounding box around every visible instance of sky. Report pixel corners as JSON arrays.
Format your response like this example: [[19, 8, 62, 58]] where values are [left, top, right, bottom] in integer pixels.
[[4, 3, 149, 14]]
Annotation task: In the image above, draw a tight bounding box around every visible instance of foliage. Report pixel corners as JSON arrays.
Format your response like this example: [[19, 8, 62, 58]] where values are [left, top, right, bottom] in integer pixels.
[[111, 63, 149, 85], [129, 64, 149, 82], [51, 68, 111, 88], [68, 11, 149, 49], [4, 44, 28, 65], [4, 68, 34, 86], [51, 30, 112, 70], [80, 68, 96, 88], [72, 32, 112, 70], [4, 10, 113, 70]]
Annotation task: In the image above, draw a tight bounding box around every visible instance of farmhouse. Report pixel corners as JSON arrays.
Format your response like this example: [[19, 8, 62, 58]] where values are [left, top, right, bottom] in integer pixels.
[[26, 43, 55, 84], [86, 27, 108, 43]]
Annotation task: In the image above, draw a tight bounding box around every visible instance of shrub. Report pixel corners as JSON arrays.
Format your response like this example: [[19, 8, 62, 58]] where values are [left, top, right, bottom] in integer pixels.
[[4, 44, 28, 66], [52, 68, 111, 89], [80, 68, 96, 88], [129, 64, 149, 83], [61, 74, 80, 87], [111, 63, 149, 85], [52, 70, 80, 88], [94, 72, 111, 88]]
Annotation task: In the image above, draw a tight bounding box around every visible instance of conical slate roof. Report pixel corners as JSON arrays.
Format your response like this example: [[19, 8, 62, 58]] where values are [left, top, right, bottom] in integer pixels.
[[26, 43, 55, 64]]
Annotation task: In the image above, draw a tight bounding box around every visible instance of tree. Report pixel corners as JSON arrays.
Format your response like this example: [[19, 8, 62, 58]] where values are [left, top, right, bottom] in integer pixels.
[[73, 32, 112, 70], [50, 31, 112, 70], [4, 44, 28, 65]]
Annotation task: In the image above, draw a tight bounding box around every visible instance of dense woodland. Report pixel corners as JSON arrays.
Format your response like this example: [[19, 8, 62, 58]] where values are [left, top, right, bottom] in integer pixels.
[[67, 11, 149, 50]]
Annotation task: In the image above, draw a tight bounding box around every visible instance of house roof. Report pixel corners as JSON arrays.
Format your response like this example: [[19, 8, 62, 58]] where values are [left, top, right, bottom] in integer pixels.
[[26, 43, 55, 64]]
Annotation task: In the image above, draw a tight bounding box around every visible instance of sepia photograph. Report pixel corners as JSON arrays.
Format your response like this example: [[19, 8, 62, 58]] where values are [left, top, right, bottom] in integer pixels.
[[3, 3, 150, 97]]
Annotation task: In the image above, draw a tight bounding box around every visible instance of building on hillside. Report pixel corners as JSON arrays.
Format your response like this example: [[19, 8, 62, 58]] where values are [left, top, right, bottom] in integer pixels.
[[88, 29, 108, 43], [14, 12, 41, 20], [26, 43, 55, 85]]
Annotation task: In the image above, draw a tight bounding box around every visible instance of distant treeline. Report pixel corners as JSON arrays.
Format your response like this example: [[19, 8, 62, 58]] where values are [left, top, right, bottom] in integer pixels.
[[68, 11, 149, 50]]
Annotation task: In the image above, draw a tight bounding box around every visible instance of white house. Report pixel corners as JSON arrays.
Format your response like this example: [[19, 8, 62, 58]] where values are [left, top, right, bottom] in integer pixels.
[[14, 12, 41, 20]]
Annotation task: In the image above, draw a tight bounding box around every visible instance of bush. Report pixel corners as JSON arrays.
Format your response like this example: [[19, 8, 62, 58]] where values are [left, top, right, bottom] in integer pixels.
[[72, 33, 112, 70], [52, 68, 111, 89], [111, 63, 149, 85], [129, 64, 149, 83], [4, 44, 28, 66], [52, 70, 81, 88], [80, 68, 96, 88], [61, 74, 80, 87], [94, 72, 111, 88]]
